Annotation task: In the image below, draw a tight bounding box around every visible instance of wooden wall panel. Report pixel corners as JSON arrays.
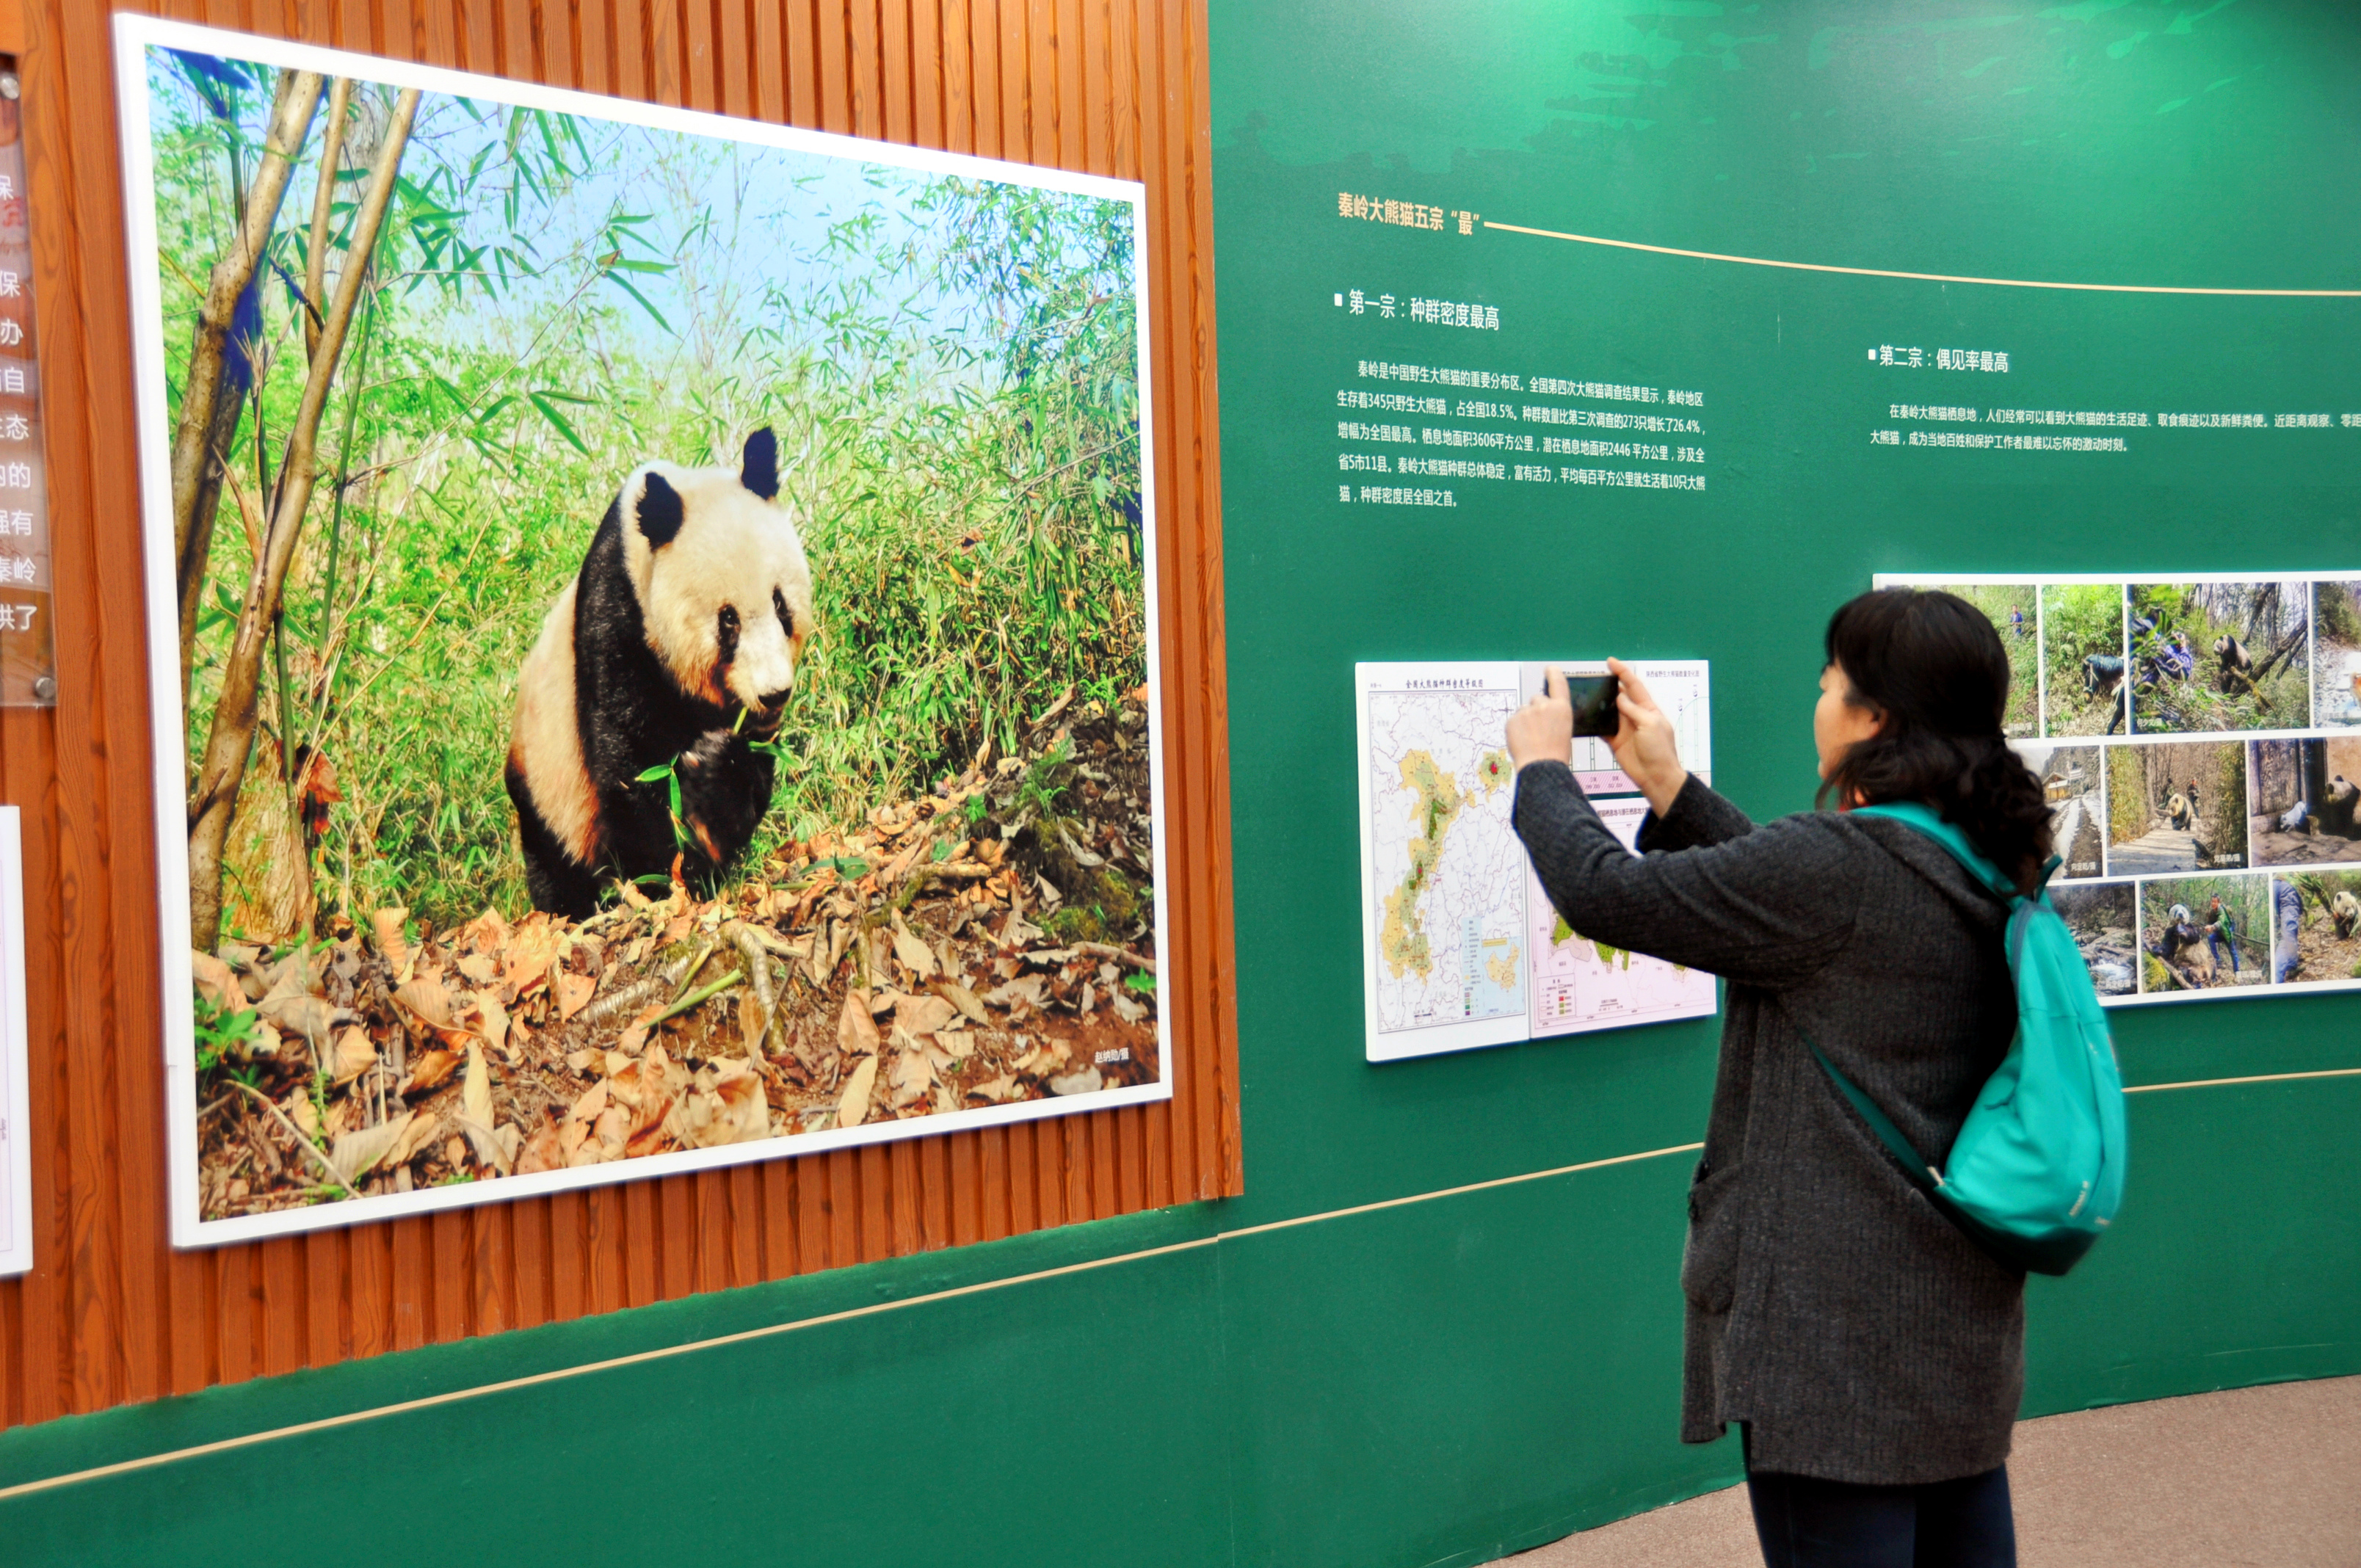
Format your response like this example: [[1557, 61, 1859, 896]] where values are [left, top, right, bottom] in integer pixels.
[[0, 0, 1236, 1430]]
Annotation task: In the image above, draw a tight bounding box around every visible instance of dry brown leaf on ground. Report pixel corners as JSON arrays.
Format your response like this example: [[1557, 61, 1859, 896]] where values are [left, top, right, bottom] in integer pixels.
[[617, 1004, 664, 1056], [937, 981, 989, 1025], [256, 954, 344, 1044], [675, 1059, 769, 1147], [394, 973, 457, 1032], [554, 970, 597, 1020], [457, 1115, 518, 1177], [456, 953, 499, 987], [888, 1031, 934, 1107], [893, 993, 959, 1037], [385, 1111, 443, 1169], [286, 1092, 319, 1139], [504, 915, 562, 998], [891, 922, 937, 979], [967, 1073, 1017, 1103], [473, 992, 512, 1056], [937, 1029, 976, 1059], [401, 1048, 458, 1096], [982, 975, 1047, 1012], [330, 1026, 376, 1086], [838, 989, 881, 1056], [516, 1119, 565, 1175], [371, 907, 413, 979], [190, 950, 240, 1009], [592, 1103, 631, 1155], [463, 1042, 493, 1128], [568, 1079, 609, 1124], [836, 1053, 880, 1128], [329, 1111, 415, 1186]]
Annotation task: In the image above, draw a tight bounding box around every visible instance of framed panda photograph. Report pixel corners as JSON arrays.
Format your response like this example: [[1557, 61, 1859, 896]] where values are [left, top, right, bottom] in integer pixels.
[[116, 16, 1169, 1246]]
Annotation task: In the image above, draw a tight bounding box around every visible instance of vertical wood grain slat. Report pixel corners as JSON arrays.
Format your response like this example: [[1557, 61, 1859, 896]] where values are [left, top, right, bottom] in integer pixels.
[[305, 1230, 345, 1366], [937, 0, 970, 152], [548, 1190, 586, 1322], [430, 1211, 470, 1342], [540, 0, 579, 87], [693, 1172, 728, 1294], [760, 1158, 794, 1281], [815, 0, 849, 131], [750, 0, 785, 121], [680, 0, 716, 109], [474, 1204, 514, 1338], [349, 1222, 394, 1357], [716, 0, 751, 117], [878, 0, 910, 142], [886, 1139, 918, 1255]]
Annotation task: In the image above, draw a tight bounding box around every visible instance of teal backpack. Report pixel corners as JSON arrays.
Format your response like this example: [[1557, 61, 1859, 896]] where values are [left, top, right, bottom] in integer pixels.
[[1805, 802, 2128, 1277]]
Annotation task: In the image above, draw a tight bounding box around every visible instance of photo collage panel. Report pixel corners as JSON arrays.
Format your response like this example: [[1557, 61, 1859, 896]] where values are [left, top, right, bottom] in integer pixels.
[[1876, 573, 2361, 1007]]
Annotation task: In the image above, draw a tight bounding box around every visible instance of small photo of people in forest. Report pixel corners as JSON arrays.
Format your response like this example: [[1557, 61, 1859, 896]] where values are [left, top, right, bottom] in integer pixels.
[[2139, 876, 2268, 994], [2125, 581, 2309, 735], [130, 37, 1163, 1232]]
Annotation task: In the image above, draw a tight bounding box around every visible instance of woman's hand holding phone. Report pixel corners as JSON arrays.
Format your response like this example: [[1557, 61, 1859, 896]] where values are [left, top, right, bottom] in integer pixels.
[[1505, 667, 1576, 772], [1606, 656, 1689, 816]]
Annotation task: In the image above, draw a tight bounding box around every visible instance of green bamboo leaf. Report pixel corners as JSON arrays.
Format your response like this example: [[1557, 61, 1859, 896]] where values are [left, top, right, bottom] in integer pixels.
[[634, 763, 672, 783], [527, 391, 592, 454], [603, 271, 673, 331]]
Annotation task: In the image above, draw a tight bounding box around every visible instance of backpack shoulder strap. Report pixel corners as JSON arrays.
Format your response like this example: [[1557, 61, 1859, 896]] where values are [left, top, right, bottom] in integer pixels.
[[1798, 1027, 1945, 1191]]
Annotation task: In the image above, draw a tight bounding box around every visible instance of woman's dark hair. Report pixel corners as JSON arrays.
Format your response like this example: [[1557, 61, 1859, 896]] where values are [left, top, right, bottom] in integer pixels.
[[1818, 587, 2053, 893]]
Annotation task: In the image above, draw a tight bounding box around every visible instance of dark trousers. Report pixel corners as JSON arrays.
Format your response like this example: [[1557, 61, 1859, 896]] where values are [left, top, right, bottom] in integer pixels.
[[1746, 1464, 2016, 1567]]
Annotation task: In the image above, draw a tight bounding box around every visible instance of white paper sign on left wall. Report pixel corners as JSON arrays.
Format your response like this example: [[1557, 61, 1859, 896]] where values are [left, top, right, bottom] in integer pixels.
[[0, 807, 30, 1275]]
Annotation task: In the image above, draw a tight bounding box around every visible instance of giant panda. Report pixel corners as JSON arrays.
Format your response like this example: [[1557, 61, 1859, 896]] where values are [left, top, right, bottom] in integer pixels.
[[506, 428, 813, 916]]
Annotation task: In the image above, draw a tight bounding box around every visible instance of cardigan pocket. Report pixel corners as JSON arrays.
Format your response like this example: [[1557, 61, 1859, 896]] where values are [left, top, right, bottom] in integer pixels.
[[1680, 1161, 1745, 1313]]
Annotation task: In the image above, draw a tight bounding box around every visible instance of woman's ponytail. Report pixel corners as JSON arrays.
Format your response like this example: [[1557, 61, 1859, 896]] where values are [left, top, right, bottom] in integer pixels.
[[1818, 589, 2054, 893]]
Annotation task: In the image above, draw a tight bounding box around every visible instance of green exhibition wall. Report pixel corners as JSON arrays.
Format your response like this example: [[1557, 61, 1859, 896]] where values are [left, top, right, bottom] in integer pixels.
[[5, 4, 2361, 1564]]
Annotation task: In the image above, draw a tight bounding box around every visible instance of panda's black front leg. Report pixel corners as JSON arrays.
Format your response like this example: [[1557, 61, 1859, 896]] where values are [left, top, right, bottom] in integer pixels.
[[675, 726, 778, 876]]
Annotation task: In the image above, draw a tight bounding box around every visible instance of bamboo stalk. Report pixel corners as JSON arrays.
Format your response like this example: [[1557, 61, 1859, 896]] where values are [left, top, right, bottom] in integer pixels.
[[172, 70, 324, 696], [188, 88, 421, 951]]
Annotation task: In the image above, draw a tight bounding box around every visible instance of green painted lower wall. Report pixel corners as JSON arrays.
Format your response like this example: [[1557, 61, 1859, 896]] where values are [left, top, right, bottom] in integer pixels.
[[1, 1062, 2354, 1567]]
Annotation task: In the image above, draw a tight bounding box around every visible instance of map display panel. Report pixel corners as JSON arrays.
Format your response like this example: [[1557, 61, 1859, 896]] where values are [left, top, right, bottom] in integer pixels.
[[1527, 798, 1718, 1038], [1357, 660, 1719, 1059], [1357, 664, 1528, 1059]]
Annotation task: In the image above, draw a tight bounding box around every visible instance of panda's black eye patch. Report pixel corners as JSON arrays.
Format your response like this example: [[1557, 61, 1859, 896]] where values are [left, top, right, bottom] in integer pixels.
[[717, 605, 740, 664], [773, 587, 794, 638]]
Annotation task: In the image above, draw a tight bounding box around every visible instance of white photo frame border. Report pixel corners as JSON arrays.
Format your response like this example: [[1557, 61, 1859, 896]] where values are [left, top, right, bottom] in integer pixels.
[[115, 15, 1171, 1248]]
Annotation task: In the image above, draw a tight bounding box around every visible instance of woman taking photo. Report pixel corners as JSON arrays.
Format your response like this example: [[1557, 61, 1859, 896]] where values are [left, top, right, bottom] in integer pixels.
[[1504, 588, 2048, 1568]]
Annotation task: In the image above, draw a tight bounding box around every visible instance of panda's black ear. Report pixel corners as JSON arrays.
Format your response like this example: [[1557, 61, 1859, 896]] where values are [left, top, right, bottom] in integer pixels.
[[740, 427, 780, 501], [637, 471, 684, 548]]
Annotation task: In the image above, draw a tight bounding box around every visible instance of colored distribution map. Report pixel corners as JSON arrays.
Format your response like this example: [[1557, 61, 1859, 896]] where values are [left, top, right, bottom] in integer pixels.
[[1357, 661, 1719, 1059], [1526, 798, 1717, 1037], [1358, 665, 1527, 1054]]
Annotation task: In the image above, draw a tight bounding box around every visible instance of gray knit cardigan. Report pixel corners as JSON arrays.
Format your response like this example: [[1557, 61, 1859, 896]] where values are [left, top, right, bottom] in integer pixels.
[[1512, 763, 2025, 1485]]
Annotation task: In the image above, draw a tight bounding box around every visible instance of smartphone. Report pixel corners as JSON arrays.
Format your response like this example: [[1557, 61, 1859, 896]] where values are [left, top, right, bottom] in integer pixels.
[[1565, 673, 1620, 738]]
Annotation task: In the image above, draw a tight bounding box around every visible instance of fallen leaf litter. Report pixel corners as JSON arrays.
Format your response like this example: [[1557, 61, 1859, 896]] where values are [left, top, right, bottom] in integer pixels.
[[196, 694, 1161, 1218]]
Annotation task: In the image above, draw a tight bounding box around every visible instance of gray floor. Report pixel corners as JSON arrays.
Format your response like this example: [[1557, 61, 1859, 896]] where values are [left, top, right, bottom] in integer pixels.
[[1506, 1375, 2361, 1567]]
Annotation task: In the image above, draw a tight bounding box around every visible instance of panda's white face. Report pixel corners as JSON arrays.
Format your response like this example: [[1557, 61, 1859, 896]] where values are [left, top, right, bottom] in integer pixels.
[[619, 431, 813, 730]]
